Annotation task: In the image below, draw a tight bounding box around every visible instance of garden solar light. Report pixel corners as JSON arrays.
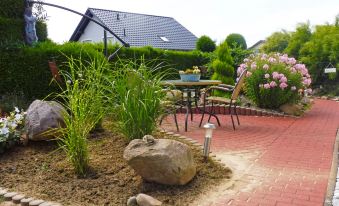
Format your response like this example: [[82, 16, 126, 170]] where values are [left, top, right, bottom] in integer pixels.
[[203, 123, 216, 162]]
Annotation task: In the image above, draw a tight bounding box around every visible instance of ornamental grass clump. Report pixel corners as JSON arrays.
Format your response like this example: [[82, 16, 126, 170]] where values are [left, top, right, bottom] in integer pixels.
[[111, 59, 168, 140], [55, 55, 109, 176], [238, 53, 312, 109]]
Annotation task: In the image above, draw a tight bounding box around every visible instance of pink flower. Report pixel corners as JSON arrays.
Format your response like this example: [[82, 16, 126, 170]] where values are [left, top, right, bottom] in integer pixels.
[[272, 72, 279, 79], [264, 83, 270, 89], [306, 88, 313, 94], [290, 67, 296, 73], [246, 71, 252, 77], [279, 76, 287, 83], [264, 73, 270, 79], [287, 58, 296, 65], [278, 73, 285, 79], [263, 64, 269, 70], [268, 57, 276, 63], [303, 78, 311, 86], [291, 86, 296, 91], [279, 82, 288, 89], [251, 63, 257, 69], [269, 81, 277, 88]]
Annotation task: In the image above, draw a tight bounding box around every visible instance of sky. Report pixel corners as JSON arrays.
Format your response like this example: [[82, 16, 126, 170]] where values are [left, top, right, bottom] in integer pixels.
[[42, 0, 339, 47]]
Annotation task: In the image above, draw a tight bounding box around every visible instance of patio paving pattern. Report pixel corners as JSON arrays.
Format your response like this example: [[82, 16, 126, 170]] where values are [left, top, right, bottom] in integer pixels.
[[161, 99, 339, 206]]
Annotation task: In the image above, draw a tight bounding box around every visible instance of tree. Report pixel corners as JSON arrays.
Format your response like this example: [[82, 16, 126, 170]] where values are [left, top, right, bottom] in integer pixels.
[[196, 35, 216, 52], [284, 23, 312, 59], [299, 24, 339, 85], [261, 30, 290, 53], [210, 40, 235, 85], [226, 33, 247, 49]]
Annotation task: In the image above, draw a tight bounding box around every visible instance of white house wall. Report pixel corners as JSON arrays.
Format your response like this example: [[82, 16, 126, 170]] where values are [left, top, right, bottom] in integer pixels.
[[78, 16, 121, 44]]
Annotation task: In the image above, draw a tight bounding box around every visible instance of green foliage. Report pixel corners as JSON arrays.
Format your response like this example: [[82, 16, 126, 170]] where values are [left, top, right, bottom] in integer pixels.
[[239, 53, 310, 109], [196, 35, 216, 52], [211, 40, 235, 85], [36, 20, 48, 42], [56, 55, 109, 176], [226, 33, 247, 49], [0, 17, 24, 43], [261, 30, 290, 53], [0, 0, 25, 18], [299, 24, 339, 85], [285, 23, 312, 59], [111, 59, 167, 140], [0, 42, 107, 100], [230, 45, 253, 71]]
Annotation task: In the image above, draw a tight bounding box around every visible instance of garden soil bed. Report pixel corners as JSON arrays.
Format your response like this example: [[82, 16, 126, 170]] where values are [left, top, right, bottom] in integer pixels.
[[0, 124, 232, 206]]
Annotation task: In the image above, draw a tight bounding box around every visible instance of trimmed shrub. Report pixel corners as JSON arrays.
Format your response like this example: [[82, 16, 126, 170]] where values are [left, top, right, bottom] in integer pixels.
[[0, 42, 210, 100], [0, 0, 25, 18], [36, 20, 48, 42], [0, 42, 107, 100], [211, 40, 235, 85], [0, 17, 24, 43], [226, 33, 247, 49], [196, 35, 216, 52], [238, 53, 312, 109]]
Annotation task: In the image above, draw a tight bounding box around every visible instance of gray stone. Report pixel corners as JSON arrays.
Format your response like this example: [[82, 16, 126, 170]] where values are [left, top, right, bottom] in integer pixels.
[[136, 194, 162, 206], [4, 192, 18, 201], [28, 199, 45, 206], [25, 100, 66, 141], [124, 136, 196, 185], [0, 189, 8, 196], [127, 196, 138, 206], [279, 103, 303, 116], [21, 197, 34, 206], [12, 194, 25, 203]]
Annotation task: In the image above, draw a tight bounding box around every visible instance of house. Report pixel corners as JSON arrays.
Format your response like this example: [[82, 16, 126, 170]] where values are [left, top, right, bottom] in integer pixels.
[[248, 40, 266, 53], [70, 8, 197, 51]]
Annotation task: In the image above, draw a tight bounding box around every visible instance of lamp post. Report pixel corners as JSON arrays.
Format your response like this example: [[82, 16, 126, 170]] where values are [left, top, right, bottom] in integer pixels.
[[203, 123, 216, 162]]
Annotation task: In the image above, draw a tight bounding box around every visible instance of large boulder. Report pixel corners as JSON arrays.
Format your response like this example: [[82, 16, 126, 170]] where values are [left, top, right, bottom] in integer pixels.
[[25, 100, 66, 141], [123, 136, 196, 185]]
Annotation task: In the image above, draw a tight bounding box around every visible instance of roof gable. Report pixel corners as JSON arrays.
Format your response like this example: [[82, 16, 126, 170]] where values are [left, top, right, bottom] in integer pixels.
[[71, 8, 197, 51]]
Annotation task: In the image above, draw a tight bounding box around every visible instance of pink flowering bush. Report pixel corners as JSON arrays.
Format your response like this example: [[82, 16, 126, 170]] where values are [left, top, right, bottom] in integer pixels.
[[237, 53, 312, 109]]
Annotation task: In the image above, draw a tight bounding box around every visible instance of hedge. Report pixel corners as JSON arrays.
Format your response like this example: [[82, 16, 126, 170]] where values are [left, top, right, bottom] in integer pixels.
[[0, 0, 25, 18], [0, 17, 24, 43], [0, 42, 210, 100], [0, 42, 107, 100]]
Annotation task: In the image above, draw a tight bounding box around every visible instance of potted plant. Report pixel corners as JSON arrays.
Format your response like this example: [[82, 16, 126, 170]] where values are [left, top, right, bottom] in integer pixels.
[[179, 66, 201, 82]]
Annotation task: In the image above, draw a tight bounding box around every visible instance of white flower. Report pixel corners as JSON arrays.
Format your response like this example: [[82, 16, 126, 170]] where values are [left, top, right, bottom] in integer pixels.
[[66, 80, 72, 84], [14, 107, 20, 113], [0, 127, 9, 135], [15, 114, 23, 121]]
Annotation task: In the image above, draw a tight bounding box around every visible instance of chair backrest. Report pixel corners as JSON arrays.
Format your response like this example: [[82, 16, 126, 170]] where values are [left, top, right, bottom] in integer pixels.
[[231, 69, 247, 100], [48, 61, 62, 83]]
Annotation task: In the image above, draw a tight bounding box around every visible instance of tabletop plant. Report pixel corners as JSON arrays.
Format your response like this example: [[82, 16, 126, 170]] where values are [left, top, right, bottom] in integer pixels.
[[238, 53, 312, 109], [179, 66, 201, 74]]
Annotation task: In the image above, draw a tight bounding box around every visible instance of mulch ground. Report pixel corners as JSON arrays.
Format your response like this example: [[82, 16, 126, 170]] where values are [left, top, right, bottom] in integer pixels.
[[0, 124, 232, 206]]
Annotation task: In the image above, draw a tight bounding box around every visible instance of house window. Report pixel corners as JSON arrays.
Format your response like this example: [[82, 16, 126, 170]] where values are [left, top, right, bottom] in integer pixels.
[[159, 36, 169, 42], [82, 39, 92, 43]]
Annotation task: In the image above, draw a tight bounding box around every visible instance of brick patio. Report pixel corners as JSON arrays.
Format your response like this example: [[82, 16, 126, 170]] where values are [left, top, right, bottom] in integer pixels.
[[161, 99, 339, 206]]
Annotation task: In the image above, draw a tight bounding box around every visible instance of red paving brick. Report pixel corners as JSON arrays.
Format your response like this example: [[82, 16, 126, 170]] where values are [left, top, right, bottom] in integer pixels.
[[162, 99, 339, 206]]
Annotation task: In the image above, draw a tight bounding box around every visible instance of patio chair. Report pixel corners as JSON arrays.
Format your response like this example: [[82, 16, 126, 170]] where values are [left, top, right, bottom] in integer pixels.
[[199, 69, 247, 130], [159, 89, 183, 131]]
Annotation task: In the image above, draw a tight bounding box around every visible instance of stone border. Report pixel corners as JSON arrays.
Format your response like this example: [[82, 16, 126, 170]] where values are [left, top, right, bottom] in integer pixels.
[[327, 129, 339, 205], [159, 130, 227, 168], [0, 187, 62, 206]]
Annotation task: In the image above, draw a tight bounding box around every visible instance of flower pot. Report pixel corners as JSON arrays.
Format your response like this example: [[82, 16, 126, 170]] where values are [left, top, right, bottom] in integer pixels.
[[180, 74, 201, 82]]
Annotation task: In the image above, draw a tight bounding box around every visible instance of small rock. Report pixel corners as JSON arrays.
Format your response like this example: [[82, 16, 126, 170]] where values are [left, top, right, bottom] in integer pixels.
[[136, 194, 162, 206], [20, 197, 34, 206], [127, 196, 138, 206], [28, 199, 45, 206], [12, 194, 25, 203], [39, 202, 54, 206], [4, 192, 18, 201], [0, 189, 8, 196]]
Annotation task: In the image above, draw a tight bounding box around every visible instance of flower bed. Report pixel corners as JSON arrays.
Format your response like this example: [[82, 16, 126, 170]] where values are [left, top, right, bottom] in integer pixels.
[[0, 107, 25, 153], [237, 53, 312, 109]]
